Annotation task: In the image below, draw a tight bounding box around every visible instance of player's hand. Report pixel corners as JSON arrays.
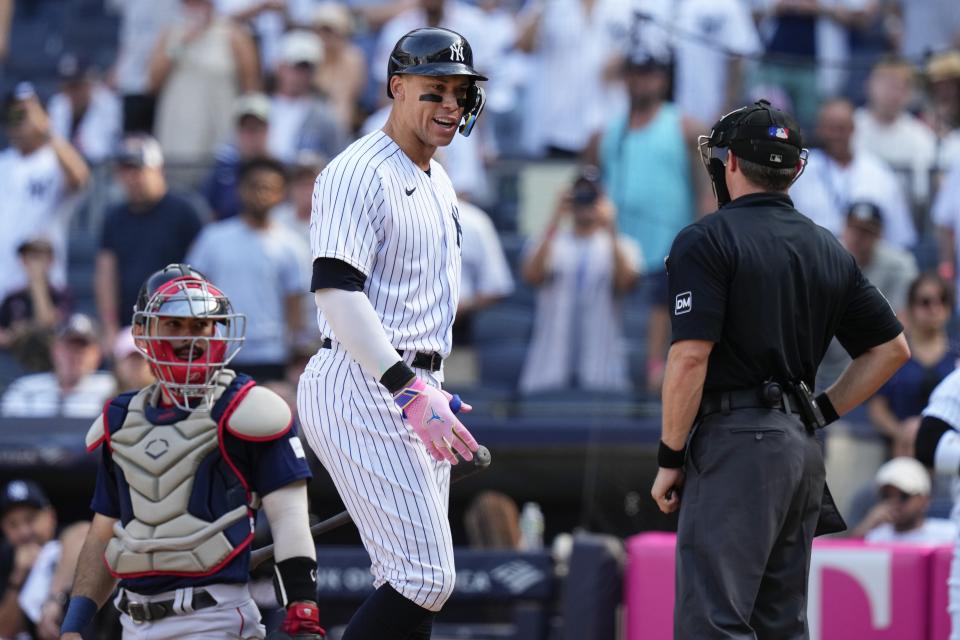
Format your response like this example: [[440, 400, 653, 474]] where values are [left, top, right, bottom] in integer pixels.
[[395, 379, 479, 464], [651, 467, 684, 514], [266, 601, 325, 639]]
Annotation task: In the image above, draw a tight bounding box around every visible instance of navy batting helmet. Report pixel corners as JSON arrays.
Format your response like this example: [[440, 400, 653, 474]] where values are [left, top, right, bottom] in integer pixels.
[[386, 27, 487, 99]]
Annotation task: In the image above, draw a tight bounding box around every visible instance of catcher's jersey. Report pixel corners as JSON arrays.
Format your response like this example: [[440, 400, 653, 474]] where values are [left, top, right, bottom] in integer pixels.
[[309, 130, 462, 358]]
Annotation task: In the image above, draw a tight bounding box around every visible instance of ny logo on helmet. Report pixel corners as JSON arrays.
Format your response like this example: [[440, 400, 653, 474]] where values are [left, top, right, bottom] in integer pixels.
[[450, 41, 464, 62]]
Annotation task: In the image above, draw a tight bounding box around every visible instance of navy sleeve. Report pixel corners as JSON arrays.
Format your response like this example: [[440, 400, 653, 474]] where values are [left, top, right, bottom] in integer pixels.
[[835, 269, 904, 358], [90, 448, 121, 518], [99, 208, 120, 253], [311, 257, 367, 292], [665, 224, 729, 343], [244, 423, 313, 497]]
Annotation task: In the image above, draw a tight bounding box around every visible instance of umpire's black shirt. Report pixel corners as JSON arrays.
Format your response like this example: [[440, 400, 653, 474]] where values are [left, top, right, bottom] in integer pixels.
[[665, 192, 903, 393]]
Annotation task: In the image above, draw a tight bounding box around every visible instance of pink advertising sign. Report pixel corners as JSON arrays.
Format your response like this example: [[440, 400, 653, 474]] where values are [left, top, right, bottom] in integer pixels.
[[625, 533, 949, 640]]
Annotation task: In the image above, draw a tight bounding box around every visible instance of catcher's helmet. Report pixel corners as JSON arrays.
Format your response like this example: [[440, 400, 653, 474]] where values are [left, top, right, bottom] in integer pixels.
[[386, 27, 487, 98], [132, 264, 245, 410]]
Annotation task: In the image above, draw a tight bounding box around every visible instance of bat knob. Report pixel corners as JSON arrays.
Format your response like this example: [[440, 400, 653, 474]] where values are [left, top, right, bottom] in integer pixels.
[[449, 394, 463, 414]]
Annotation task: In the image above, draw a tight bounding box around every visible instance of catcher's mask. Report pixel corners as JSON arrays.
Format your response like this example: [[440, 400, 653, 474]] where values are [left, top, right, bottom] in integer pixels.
[[132, 264, 245, 410], [697, 99, 808, 206]]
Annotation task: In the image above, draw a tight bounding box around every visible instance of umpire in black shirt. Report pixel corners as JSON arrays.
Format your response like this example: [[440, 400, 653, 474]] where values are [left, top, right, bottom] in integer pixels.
[[650, 100, 910, 639]]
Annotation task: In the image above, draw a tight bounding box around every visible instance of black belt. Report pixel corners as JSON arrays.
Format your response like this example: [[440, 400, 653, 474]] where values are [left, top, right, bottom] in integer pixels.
[[118, 590, 218, 624], [697, 386, 804, 421], [321, 337, 443, 372]]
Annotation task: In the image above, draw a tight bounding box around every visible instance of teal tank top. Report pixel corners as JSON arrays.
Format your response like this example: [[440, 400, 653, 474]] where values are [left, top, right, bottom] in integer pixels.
[[600, 103, 695, 271]]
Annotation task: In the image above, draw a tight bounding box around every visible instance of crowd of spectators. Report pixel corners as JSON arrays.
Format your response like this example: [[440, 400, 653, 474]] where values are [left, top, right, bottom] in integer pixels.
[[0, 0, 958, 632]]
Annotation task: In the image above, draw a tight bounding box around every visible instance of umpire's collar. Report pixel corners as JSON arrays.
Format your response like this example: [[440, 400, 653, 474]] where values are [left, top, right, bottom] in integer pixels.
[[723, 192, 794, 210]]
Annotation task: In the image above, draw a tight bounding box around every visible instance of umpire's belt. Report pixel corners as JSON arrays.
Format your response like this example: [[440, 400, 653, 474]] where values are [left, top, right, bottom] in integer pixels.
[[697, 386, 803, 421], [321, 337, 443, 372], [118, 589, 217, 624]]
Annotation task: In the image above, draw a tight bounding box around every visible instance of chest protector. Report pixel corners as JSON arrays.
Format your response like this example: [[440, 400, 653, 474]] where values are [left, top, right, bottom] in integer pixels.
[[91, 371, 268, 577]]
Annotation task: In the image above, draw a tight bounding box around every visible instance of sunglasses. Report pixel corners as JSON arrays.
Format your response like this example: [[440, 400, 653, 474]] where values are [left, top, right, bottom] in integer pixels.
[[913, 294, 948, 309]]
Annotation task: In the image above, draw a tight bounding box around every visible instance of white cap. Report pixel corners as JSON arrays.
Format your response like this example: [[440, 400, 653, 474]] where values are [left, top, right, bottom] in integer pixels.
[[875, 457, 931, 496], [234, 92, 271, 122], [279, 30, 324, 66], [312, 2, 353, 35]]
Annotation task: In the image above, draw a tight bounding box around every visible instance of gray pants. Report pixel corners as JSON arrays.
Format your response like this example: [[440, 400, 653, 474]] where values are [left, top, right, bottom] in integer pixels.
[[676, 408, 825, 640], [115, 583, 265, 639]]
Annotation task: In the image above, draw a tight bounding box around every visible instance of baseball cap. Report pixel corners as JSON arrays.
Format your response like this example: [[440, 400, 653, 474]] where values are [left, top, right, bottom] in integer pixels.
[[115, 135, 164, 168], [875, 457, 931, 496], [234, 92, 271, 123], [0, 480, 50, 516], [623, 44, 671, 71], [847, 201, 884, 228], [57, 52, 93, 83], [56, 313, 99, 344], [279, 30, 324, 66], [312, 2, 353, 36], [927, 50, 960, 83], [571, 165, 602, 206], [706, 99, 804, 169]]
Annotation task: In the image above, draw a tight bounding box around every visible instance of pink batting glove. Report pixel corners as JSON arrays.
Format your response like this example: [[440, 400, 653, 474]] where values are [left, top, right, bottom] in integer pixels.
[[394, 379, 478, 464]]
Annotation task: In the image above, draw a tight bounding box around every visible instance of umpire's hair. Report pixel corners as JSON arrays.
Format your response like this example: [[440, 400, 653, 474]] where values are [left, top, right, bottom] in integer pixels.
[[736, 156, 797, 192], [238, 156, 288, 185]]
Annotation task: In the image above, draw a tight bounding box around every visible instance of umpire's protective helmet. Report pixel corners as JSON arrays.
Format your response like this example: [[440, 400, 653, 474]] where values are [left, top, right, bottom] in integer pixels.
[[386, 27, 487, 99]]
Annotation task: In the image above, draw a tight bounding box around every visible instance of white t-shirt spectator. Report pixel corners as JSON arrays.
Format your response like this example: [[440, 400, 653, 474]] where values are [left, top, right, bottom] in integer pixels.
[[111, 0, 180, 95], [789, 148, 916, 249], [0, 372, 116, 418], [458, 201, 513, 305], [48, 85, 122, 164], [215, 0, 321, 70], [522, 0, 632, 155], [0, 146, 70, 299], [853, 107, 938, 200], [864, 518, 958, 545], [187, 218, 308, 366], [520, 229, 640, 393], [638, 0, 762, 125]]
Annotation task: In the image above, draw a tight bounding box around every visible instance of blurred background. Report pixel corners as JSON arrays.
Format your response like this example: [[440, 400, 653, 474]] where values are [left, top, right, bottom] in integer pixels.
[[0, 0, 958, 637]]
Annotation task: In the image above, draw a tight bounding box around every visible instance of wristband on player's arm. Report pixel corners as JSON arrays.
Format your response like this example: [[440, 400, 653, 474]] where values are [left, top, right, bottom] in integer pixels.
[[381, 360, 416, 395], [274, 557, 319, 607], [61, 595, 98, 634]]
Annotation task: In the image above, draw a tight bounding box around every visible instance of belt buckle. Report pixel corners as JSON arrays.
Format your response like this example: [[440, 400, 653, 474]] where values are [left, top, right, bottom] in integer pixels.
[[127, 601, 150, 624]]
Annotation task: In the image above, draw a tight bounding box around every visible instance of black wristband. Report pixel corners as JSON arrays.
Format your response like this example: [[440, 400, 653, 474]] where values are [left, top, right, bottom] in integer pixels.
[[658, 440, 686, 468], [815, 393, 839, 426], [273, 557, 318, 606], [380, 360, 416, 395]]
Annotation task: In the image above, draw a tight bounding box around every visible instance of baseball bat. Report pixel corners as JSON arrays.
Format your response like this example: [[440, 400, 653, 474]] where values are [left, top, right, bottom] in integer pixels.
[[249, 445, 492, 572]]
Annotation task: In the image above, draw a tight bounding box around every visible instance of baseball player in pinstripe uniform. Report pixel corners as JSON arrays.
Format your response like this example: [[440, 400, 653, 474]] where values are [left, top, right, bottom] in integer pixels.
[[916, 369, 960, 639], [296, 27, 486, 640]]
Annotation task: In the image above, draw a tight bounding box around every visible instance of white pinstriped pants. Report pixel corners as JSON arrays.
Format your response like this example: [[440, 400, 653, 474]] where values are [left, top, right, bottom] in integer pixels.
[[296, 342, 455, 612]]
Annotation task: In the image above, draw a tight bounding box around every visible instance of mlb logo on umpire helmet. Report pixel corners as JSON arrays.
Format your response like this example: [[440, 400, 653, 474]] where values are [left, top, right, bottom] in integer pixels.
[[675, 291, 692, 315]]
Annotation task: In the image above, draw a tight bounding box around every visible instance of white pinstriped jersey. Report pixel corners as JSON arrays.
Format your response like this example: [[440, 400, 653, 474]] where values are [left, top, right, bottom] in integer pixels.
[[922, 369, 960, 523], [309, 130, 462, 357]]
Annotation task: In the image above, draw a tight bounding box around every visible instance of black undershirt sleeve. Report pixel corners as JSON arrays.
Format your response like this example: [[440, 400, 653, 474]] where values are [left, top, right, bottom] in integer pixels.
[[311, 258, 367, 293], [915, 415, 953, 468]]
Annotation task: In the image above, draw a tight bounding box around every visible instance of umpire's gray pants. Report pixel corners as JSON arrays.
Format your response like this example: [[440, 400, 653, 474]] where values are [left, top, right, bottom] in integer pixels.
[[676, 408, 825, 640]]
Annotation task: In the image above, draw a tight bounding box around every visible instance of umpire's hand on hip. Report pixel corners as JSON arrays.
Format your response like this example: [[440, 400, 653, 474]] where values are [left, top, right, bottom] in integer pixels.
[[651, 467, 685, 514], [395, 379, 479, 464]]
